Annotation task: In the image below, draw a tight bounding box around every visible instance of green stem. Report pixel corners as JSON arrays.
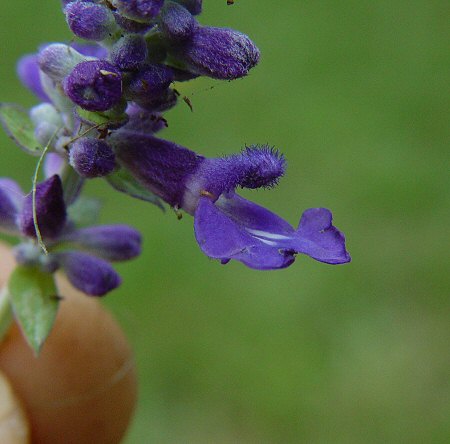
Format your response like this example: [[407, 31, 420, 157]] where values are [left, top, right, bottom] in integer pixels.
[[0, 287, 13, 343]]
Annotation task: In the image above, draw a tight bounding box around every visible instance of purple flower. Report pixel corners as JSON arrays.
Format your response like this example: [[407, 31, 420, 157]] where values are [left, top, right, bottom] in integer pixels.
[[170, 26, 260, 80], [69, 137, 116, 178], [65, 2, 117, 41], [109, 131, 350, 269], [0, 176, 142, 296], [63, 60, 123, 111]]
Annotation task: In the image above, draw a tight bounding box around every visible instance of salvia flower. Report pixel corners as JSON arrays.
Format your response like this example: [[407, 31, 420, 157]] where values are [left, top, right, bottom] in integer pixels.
[[0, 176, 141, 296], [110, 0, 165, 22], [108, 131, 350, 269]]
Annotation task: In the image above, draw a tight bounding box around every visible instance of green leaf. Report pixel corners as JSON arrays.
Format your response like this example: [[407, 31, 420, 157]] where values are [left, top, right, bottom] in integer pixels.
[[0, 103, 43, 155], [8, 266, 59, 355], [106, 167, 164, 210]]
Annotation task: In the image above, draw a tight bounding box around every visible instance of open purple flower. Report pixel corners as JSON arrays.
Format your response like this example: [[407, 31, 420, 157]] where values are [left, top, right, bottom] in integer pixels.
[[109, 130, 350, 269], [0, 175, 142, 296]]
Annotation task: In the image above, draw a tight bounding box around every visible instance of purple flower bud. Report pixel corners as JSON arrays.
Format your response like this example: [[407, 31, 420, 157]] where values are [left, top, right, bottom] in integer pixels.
[[63, 60, 122, 111], [69, 137, 116, 178], [34, 122, 60, 147], [111, 0, 164, 22], [65, 2, 117, 41], [38, 44, 87, 82], [173, 26, 260, 80], [137, 88, 178, 112], [172, 0, 202, 15], [159, 1, 197, 41], [110, 34, 148, 71], [125, 64, 174, 101], [0, 179, 22, 234], [57, 251, 121, 296], [16, 54, 50, 101], [30, 103, 62, 127], [20, 175, 67, 240], [60, 225, 142, 261]]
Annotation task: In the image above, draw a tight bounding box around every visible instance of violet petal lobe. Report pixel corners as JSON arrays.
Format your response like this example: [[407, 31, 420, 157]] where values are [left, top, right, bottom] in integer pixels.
[[57, 251, 121, 296], [0, 178, 23, 234], [60, 224, 142, 261], [194, 194, 351, 269], [20, 175, 67, 240], [16, 54, 50, 101], [293, 208, 351, 264]]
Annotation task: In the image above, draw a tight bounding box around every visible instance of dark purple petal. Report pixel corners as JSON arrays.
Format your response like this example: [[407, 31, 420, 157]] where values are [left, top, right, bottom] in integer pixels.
[[194, 194, 350, 269], [58, 251, 121, 296], [110, 34, 148, 71], [69, 137, 116, 178], [173, 26, 260, 80], [60, 225, 142, 261], [0, 179, 22, 234], [16, 54, 50, 101], [63, 60, 122, 111], [20, 175, 67, 240], [173, 0, 202, 15], [65, 2, 117, 41], [111, 0, 164, 22], [159, 1, 197, 41]]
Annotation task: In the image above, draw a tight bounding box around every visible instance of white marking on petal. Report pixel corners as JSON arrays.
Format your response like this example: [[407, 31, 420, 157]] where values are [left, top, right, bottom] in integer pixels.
[[246, 229, 291, 241]]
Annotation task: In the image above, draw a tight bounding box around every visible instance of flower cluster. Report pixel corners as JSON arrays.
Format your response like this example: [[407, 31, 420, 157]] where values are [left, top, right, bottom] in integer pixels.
[[2, 0, 350, 300]]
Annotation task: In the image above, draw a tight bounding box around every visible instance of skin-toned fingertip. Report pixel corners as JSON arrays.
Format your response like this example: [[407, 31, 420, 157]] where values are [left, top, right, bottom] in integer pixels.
[[0, 370, 30, 444]]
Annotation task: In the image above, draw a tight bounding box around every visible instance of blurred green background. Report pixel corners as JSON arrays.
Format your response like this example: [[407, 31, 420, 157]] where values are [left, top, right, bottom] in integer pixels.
[[1, 1, 449, 442]]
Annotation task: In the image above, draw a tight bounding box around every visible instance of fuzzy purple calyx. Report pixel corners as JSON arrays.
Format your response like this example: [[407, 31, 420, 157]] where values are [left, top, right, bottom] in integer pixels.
[[20, 175, 67, 240], [63, 60, 122, 111], [69, 137, 116, 178], [111, 0, 164, 22], [60, 224, 142, 261], [159, 1, 197, 41], [111, 34, 148, 71], [0, 178, 22, 234], [173, 26, 260, 80], [65, 1, 117, 41], [57, 251, 121, 296]]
